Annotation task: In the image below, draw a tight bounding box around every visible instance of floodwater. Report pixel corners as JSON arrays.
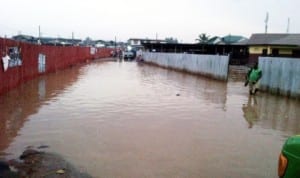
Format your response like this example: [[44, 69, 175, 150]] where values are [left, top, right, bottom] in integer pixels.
[[0, 60, 300, 178]]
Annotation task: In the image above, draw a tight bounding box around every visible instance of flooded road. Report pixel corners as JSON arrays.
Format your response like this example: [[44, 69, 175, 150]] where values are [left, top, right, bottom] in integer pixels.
[[0, 60, 300, 178]]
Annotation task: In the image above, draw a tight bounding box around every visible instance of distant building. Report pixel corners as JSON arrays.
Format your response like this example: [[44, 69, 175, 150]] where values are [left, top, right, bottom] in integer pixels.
[[221, 35, 248, 45], [142, 42, 248, 65], [12, 35, 82, 46], [40, 37, 82, 46], [12, 35, 37, 43], [207, 36, 222, 44], [94, 40, 107, 48], [247, 33, 300, 63], [207, 35, 248, 45], [128, 38, 167, 50]]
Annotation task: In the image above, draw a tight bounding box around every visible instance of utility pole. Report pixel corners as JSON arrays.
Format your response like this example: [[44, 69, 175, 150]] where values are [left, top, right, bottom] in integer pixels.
[[265, 12, 269, 33], [286, 18, 290, 33], [72, 32, 74, 45], [38, 25, 41, 44], [38, 25, 41, 38], [114, 36, 117, 57]]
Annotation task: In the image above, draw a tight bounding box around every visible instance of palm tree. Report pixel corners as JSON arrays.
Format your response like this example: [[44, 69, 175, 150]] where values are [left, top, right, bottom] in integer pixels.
[[195, 33, 210, 44]]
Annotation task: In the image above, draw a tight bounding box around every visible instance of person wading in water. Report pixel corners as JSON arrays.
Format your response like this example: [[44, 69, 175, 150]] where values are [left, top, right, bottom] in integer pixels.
[[245, 62, 262, 95]]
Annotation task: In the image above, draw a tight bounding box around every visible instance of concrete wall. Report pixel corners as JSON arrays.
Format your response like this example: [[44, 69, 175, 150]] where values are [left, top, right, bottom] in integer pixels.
[[249, 46, 294, 55], [143, 52, 229, 80], [259, 57, 300, 98]]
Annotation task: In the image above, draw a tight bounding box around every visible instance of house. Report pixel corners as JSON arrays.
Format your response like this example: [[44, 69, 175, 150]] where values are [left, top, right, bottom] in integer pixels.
[[12, 35, 82, 46], [207, 36, 222, 44], [12, 35, 37, 43], [40, 37, 81, 46], [247, 33, 300, 63], [128, 38, 167, 50], [221, 35, 248, 45], [207, 35, 248, 45], [142, 42, 249, 64]]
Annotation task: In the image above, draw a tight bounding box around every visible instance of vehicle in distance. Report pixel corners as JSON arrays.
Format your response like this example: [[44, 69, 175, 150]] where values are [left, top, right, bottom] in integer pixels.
[[123, 50, 134, 60]]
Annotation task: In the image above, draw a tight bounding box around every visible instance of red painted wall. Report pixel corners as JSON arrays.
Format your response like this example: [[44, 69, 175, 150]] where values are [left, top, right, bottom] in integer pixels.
[[0, 38, 112, 95]]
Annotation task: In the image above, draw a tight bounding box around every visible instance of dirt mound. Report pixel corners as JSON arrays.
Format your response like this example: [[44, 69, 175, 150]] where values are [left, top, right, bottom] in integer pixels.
[[1, 149, 92, 178]]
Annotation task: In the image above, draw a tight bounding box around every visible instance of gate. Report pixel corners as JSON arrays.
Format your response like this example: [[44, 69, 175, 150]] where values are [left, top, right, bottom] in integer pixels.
[[38, 54, 46, 73]]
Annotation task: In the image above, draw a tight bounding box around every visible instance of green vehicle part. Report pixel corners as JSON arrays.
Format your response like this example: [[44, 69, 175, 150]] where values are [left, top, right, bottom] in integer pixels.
[[279, 135, 300, 178]]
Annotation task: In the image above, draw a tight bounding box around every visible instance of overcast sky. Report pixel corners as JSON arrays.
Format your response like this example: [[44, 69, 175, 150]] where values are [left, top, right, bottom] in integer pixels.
[[0, 0, 299, 43]]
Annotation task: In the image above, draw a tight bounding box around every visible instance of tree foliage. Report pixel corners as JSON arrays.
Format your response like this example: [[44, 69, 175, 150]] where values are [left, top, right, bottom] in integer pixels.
[[195, 33, 210, 44]]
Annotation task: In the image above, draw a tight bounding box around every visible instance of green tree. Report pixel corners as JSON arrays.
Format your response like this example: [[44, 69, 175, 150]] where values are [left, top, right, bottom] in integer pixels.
[[195, 33, 210, 44]]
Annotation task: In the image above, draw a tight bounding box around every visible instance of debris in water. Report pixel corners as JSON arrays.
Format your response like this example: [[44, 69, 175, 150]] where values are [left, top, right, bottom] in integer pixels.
[[56, 169, 65, 174], [37, 145, 50, 149]]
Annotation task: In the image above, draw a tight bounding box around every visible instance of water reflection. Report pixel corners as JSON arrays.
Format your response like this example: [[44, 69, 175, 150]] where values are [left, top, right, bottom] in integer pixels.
[[243, 93, 300, 135], [242, 96, 259, 128], [137, 64, 228, 109], [0, 61, 299, 177], [0, 65, 81, 153]]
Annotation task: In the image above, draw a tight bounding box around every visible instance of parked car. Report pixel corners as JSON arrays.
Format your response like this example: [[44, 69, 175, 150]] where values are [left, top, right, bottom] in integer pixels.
[[123, 50, 136, 60], [278, 135, 300, 178]]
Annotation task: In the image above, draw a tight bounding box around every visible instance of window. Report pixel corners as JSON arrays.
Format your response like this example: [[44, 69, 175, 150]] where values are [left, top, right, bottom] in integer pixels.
[[272, 49, 279, 56]]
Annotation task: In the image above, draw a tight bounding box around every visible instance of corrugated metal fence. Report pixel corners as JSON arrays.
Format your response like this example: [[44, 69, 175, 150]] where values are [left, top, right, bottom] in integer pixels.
[[143, 52, 229, 81], [259, 57, 300, 98], [0, 38, 112, 95]]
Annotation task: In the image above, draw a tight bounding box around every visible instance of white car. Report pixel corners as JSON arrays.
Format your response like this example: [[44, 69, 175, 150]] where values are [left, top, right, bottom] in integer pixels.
[[123, 50, 135, 60]]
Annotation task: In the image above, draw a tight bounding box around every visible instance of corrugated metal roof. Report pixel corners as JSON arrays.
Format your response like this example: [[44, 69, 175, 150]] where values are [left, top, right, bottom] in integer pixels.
[[207, 35, 248, 45], [222, 35, 246, 44], [271, 34, 300, 46], [234, 38, 249, 45], [248, 33, 300, 46]]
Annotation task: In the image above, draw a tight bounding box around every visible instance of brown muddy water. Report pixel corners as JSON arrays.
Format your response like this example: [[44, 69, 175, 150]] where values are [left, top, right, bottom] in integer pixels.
[[0, 60, 300, 178]]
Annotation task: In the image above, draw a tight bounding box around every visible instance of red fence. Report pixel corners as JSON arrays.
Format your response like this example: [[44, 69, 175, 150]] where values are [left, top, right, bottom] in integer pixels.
[[0, 38, 112, 95]]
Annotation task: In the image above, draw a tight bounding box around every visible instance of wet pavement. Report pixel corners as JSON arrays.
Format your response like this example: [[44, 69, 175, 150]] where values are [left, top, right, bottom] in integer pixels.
[[0, 59, 299, 178]]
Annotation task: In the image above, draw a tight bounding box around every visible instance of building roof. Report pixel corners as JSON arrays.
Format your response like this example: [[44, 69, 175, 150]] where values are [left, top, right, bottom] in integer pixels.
[[207, 35, 248, 45], [234, 38, 249, 45], [207, 36, 221, 44], [128, 38, 167, 43], [13, 34, 35, 40], [271, 34, 300, 46], [248, 33, 300, 46], [12, 35, 36, 43], [222, 35, 247, 44]]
